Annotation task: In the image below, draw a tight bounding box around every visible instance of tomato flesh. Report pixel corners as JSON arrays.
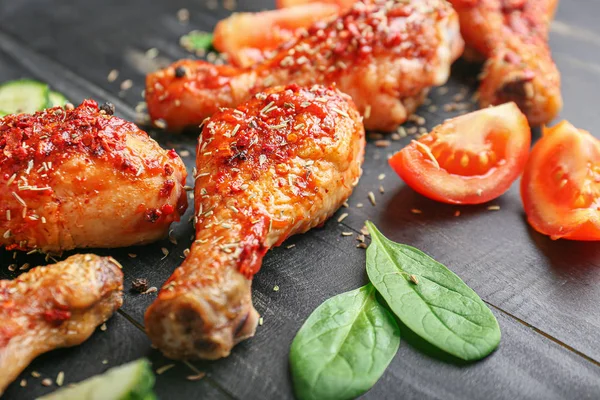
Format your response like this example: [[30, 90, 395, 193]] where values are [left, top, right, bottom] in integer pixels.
[[389, 102, 531, 204], [521, 121, 600, 240]]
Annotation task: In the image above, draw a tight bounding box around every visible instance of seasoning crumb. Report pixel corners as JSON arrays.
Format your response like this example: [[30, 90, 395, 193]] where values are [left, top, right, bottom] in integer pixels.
[[286, 244, 296, 249], [180, 150, 191, 157], [120, 79, 133, 91], [273, 285, 280, 292], [368, 192, 376, 206], [379, 185, 385, 194], [41, 378, 52, 387], [160, 247, 169, 260], [156, 364, 175, 375], [187, 372, 206, 381], [342, 201, 349, 208], [360, 225, 369, 236], [177, 8, 190, 22], [357, 243, 368, 249], [145, 48, 159, 59], [143, 286, 158, 295], [31, 371, 41, 378], [102, 360, 108, 365], [356, 203, 363, 208], [378, 173, 386, 181], [100, 323, 107, 331], [454, 210, 461, 217], [56, 371, 64, 387], [409, 274, 419, 285], [131, 278, 149, 293], [337, 213, 349, 223], [375, 140, 391, 148], [20, 379, 27, 387], [258, 317, 264, 326], [341, 232, 353, 236], [411, 208, 422, 214], [487, 205, 501, 211], [107, 69, 119, 82], [356, 234, 365, 243]]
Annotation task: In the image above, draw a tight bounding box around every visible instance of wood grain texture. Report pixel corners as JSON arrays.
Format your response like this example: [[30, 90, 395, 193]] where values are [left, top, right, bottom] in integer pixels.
[[0, 0, 599, 399]]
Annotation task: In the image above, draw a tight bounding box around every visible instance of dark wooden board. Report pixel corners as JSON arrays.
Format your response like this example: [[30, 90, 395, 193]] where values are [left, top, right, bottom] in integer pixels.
[[1, 1, 600, 399]]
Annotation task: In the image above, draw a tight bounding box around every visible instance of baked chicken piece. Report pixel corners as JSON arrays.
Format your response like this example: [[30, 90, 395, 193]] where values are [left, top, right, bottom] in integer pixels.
[[145, 84, 365, 360], [0, 254, 124, 395], [450, 0, 562, 125], [0, 100, 188, 253], [146, 0, 464, 133]]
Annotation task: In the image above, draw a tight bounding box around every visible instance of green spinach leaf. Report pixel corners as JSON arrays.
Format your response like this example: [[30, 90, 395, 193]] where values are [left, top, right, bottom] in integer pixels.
[[180, 31, 214, 53], [365, 222, 501, 361], [290, 284, 400, 400]]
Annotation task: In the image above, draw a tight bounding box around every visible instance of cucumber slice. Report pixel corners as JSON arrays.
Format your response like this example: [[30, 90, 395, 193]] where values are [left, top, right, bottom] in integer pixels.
[[47, 90, 69, 108], [0, 79, 50, 114], [37, 359, 156, 400]]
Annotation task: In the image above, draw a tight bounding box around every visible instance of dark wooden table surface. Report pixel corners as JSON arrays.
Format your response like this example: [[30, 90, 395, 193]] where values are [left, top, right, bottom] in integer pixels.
[[1, 1, 600, 399]]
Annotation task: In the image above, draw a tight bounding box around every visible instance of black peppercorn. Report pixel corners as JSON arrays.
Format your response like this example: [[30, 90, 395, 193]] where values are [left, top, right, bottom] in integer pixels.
[[131, 278, 149, 293], [174, 66, 187, 78], [100, 102, 115, 116]]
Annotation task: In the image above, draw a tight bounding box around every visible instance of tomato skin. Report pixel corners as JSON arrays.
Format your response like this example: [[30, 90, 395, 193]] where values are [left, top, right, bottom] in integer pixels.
[[521, 121, 600, 240], [389, 102, 531, 205]]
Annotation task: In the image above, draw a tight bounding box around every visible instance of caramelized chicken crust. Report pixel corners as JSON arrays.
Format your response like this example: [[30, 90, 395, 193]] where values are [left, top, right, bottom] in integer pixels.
[[0, 100, 188, 253], [146, 0, 463, 132], [145, 84, 365, 360], [0, 254, 124, 395]]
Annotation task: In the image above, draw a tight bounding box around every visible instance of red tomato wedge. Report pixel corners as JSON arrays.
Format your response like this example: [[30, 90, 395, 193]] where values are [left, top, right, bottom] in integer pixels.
[[213, 3, 340, 68], [276, 0, 355, 12], [389, 102, 531, 204], [521, 121, 600, 240]]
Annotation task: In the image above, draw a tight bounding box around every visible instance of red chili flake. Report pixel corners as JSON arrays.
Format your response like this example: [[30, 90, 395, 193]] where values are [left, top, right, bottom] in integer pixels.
[[167, 149, 179, 159], [161, 204, 175, 215], [159, 179, 175, 197], [43, 309, 71, 324]]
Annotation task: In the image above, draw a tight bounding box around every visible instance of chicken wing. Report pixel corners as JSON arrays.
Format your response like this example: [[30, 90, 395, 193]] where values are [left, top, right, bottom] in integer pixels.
[[0, 254, 124, 395], [145, 84, 365, 360], [146, 0, 463, 133], [450, 0, 562, 125], [0, 100, 188, 253]]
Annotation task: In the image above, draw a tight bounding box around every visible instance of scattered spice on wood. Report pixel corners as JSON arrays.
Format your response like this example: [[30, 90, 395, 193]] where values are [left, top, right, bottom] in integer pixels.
[[357, 243, 368, 249], [20, 379, 27, 387], [41, 378, 52, 387], [341, 232, 353, 236], [56, 371, 65, 387], [487, 205, 501, 211], [177, 8, 190, 23], [100, 323, 107, 331], [31, 371, 41, 378], [258, 317, 264, 326], [132, 278, 149, 293], [120, 79, 133, 91], [337, 213, 348, 223], [128, 253, 137, 258], [156, 364, 175, 375], [286, 244, 296, 249], [187, 372, 206, 381], [368, 192, 376, 206], [107, 69, 119, 82], [356, 203, 363, 208], [102, 360, 108, 365], [378, 173, 386, 181], [145, 48, 159, 59], [143, 286, 158, 295], [273, 285, 280, 292]]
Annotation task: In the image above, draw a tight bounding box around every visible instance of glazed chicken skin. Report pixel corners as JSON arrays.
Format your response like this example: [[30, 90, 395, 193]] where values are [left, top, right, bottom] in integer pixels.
[[0, 254, 124, 395], [146, 0, 464, 133], [450, 0, 562, 125], [145, 84, 365, 360], [0, 100, 188, 253]]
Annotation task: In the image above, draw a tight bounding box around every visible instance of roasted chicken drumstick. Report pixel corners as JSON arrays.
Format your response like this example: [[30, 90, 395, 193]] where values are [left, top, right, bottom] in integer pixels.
[[450, 0, 562, 125], [0, 101, 188, 253], [145, 84, 365, 360], [146, 0, 463, 132], [0, 254, 124, 395]]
